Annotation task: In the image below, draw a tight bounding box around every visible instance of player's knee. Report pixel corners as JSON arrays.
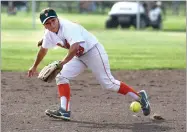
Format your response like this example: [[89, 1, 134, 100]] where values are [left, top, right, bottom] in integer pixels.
[[55, 76, 69, 85]]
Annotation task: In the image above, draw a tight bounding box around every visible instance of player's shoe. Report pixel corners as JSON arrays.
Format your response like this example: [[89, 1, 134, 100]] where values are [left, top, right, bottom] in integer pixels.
[[45, 108, 71, 121], [138, 90, 151, 116]]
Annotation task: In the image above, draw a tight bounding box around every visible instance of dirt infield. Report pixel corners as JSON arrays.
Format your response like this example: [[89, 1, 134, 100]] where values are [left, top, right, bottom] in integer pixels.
[[2, 70, 186, 132]]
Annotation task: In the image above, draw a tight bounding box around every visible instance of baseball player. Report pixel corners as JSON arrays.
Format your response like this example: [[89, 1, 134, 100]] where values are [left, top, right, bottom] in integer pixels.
[[28, 8, 151, 121]]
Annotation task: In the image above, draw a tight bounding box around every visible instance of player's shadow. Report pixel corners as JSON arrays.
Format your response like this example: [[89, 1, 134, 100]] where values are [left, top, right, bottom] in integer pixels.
[[52, 119, 172, 132]]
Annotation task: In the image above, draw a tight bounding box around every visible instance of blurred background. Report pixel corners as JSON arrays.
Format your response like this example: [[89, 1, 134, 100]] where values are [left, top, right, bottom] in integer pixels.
[[1, 1, 186, 31], [1, 1, 186, 71]]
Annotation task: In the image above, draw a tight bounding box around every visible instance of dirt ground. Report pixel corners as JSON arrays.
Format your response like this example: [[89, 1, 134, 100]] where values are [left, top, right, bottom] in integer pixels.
[[1, 70, 186, 132]]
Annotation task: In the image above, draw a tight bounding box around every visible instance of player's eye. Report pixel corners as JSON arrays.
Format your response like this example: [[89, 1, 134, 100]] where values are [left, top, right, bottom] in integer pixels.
[[45, 23, 50, 26]]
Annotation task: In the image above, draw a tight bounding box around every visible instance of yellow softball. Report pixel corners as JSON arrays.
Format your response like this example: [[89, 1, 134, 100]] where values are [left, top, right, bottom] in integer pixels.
[[130, 101, 141, 113]]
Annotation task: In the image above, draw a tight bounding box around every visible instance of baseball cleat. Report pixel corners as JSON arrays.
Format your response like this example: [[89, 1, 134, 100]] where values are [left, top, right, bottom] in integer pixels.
[[138, 90, 151, 116], [45, 108, 71, 121]]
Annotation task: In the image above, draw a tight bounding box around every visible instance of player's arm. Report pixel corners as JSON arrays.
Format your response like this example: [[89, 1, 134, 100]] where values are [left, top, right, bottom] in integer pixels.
[[28, 47, 48, 77], [33, 46, 48, 68], [60, 43, 79, 66]]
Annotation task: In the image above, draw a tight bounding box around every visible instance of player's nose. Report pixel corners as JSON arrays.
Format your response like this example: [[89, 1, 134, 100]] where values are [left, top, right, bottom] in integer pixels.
[[51, 22, 55, 28]]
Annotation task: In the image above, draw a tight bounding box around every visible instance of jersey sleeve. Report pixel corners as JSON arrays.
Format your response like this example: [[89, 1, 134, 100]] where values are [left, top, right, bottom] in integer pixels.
[[63, 22, 85, 46], [42, 30, 63, 49]]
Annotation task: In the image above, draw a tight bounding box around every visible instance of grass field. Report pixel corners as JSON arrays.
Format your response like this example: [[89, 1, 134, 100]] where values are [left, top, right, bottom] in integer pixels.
[[1, 12, 186, 31], [1, 12, 186, 71]]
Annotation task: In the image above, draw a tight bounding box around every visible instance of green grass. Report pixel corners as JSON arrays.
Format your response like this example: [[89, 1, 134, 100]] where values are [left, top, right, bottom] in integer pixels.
[[1, 12, 107, 30], [2, 29, 186, 71], [1, 12, 186, 71], [1, 12, 186, 31], [163, 15, 186, 31]]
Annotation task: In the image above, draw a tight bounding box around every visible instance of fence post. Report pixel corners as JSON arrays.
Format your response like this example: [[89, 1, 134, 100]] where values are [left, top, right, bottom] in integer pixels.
[[136, 0, 140, 30], [32, 0, 36, 29]]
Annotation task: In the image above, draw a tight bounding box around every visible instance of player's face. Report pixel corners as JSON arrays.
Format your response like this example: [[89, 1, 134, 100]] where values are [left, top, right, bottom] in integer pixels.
[[44, 18, 59, 32]]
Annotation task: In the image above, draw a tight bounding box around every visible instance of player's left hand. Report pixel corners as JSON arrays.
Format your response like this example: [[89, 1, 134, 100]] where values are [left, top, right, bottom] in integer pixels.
[[38, 61, 62, 82]]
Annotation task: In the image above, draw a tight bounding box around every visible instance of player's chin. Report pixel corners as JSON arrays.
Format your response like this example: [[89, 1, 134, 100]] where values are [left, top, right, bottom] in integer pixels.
[[48, 28, 56, 33]]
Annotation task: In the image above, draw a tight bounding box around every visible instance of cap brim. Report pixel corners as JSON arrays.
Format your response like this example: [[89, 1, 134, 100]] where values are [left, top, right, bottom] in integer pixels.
[[42, 16, 57, 24]]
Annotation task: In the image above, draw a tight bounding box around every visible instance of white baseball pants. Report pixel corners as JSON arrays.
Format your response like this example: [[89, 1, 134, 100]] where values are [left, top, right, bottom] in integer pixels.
[[56, 43, 120, 92]]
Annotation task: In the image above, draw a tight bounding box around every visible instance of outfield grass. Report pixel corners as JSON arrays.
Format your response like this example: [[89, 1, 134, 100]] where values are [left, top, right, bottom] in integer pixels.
[[1, 12, 186, 31], [1, 12, 186, 71], [2, 28, 186, 71]]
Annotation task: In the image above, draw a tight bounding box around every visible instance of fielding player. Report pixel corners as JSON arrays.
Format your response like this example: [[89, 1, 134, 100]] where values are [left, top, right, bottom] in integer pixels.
[[28, 8, 151, 121]]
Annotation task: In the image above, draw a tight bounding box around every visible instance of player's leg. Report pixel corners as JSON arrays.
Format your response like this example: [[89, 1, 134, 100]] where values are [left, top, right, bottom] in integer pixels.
[[80, 44, 140, 98], [45, 57, 87, 120], [56, 57, 87, 111], [80, 43, 150, 116]]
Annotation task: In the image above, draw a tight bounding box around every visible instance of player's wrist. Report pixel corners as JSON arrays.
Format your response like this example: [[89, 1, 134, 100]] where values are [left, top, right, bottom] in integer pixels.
[[32, 65, 37, 70], [59, 61, 66, 67]]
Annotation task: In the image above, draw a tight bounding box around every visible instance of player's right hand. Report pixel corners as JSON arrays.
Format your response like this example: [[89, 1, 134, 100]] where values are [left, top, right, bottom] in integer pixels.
[[27, 66, 37, 77]]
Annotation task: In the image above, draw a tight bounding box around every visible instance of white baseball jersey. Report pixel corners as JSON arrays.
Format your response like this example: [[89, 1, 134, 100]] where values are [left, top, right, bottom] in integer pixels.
[[42, 18, 99, 57], [41, 18, 120, 100]]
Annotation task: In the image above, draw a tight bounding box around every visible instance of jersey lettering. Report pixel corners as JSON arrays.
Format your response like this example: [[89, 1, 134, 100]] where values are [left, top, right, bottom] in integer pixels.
[[76, 46, 84, 57], [57, 39, 84, 57]]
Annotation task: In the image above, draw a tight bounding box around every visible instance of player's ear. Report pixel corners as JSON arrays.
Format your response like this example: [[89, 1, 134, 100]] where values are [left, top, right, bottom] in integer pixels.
[[38, 39, 43, 47]]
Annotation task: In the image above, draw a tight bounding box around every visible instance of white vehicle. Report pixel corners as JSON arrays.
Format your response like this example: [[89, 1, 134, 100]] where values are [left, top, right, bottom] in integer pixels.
[[105, 2, 162, 29]]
